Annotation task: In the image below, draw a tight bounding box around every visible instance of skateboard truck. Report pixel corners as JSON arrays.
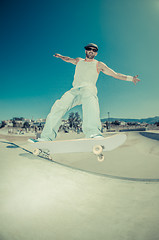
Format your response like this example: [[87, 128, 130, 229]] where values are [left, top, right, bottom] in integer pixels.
[[33, 146, 104, 162], [93, 145, 105, 162], [33, 148, 52, 160]]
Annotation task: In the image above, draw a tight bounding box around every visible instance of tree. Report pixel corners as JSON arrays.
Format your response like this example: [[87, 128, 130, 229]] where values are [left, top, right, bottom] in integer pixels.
[[0, 121, 6, 129], [112, 120, 120, 126], [12, 120, 17, 127], [13, 117, 24, 121], [68, 112, 75, 129], [23, 121, 30, 129], [23, 121, 30, 132], [68, 112, 82, 131], [155, 121, 159, 127]]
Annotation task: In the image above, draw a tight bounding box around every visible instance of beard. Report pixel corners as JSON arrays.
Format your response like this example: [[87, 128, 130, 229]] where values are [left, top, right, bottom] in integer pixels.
[[86, 51, 95, 59]]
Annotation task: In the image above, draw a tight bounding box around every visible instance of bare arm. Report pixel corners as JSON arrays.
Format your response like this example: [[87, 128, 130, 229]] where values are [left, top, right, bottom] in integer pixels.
[[98, 62, 140, 85], [53, 53, 82, 65]]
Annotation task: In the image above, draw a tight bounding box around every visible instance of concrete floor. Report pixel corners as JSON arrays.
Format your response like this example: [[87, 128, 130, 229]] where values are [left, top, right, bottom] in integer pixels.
[[0, 133, 159, 240]]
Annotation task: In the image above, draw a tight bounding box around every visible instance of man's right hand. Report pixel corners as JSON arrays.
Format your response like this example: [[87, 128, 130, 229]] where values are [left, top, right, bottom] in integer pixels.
[[53, 53, 62, 58]]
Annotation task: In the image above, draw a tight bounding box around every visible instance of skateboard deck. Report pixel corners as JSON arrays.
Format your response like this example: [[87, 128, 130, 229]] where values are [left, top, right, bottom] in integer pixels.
[[30, 133, 127, 161]]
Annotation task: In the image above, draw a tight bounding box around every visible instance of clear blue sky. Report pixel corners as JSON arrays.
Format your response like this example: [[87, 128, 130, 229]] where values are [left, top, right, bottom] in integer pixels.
[[0, 0, 159, 121]]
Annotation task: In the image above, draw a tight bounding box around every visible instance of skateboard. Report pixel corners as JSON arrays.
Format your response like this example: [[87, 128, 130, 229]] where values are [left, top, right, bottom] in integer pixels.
[[29, 133, 127, 162]]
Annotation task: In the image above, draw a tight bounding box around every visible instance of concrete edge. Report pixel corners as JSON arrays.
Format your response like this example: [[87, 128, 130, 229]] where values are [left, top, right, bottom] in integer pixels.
[[139, 132, 159, 141]]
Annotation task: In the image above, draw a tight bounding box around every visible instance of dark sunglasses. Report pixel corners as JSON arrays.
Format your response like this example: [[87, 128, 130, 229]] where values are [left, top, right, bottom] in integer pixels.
[[85, 47, 98, 52]]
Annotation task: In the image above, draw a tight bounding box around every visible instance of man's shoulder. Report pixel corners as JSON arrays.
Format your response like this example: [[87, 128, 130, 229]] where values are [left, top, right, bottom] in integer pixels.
[[98, 61, 105, 66], [69, 57, 83, 65], [97, 61, 106, 71], [75, 57, 84, 61], [74, 57, 84, 65]]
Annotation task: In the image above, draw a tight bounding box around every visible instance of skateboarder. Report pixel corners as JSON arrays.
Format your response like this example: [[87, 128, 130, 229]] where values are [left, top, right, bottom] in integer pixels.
[[29, 43, 140, 143]]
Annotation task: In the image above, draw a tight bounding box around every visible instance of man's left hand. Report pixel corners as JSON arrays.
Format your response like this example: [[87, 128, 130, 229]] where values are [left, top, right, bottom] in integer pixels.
[[133, 75, 140, 85]]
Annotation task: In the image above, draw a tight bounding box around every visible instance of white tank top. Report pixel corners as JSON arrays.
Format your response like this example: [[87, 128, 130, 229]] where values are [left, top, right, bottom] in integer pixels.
[[72, 59, 99, 88]]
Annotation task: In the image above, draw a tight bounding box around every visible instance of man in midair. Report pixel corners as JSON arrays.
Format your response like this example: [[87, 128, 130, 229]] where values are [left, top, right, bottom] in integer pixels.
[[29, 43, 140, 142]]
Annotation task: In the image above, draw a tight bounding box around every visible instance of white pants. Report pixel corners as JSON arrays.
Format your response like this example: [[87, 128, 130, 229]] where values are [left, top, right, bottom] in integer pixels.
[[41, 86, 102, 140]]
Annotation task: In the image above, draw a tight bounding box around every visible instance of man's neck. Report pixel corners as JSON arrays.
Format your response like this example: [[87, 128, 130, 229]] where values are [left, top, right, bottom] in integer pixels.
[[85, 57, 96, 62]]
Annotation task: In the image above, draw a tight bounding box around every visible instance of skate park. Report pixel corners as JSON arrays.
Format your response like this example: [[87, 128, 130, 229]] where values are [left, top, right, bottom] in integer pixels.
[[0, 130, 159, 240]]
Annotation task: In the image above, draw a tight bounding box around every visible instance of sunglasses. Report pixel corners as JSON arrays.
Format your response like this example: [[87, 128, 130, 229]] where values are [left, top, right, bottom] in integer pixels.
[[85, 47, 98, 52]]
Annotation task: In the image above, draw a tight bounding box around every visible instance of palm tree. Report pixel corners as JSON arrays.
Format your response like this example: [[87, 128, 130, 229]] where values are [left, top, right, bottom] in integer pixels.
[[68, 112, 75, 129], [68, 112, 82, 132], [74, 112, 82, 131]]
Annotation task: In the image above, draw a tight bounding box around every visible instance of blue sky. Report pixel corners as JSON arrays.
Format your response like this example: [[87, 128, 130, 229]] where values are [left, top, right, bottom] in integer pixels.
[[0, 0, 159, 121]]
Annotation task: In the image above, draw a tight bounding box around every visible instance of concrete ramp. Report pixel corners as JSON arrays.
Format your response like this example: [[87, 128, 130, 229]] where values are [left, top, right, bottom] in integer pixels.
[[1, 135, 159, 240], [52, 132, 159, 181]]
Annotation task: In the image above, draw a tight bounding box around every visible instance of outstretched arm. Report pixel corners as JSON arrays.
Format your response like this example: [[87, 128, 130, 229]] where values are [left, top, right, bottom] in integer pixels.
[[98, 62, 140, 85], [53, 53, 82, 65]]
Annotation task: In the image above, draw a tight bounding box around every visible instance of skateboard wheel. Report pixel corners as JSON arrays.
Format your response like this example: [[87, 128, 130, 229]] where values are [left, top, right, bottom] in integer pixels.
[[33, 148, 41, 156], [93, 145, 103, 155], [48, 155, 52, 160], [97, 154, 105, 162]]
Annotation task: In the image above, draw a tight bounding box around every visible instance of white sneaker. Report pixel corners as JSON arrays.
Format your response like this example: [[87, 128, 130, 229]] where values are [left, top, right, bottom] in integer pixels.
[[37, 138, 48, 142], [90, 134, 104, 139], [28, 138, 48, 143]]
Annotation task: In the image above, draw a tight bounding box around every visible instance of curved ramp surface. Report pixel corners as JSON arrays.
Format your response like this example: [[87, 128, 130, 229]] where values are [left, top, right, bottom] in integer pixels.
[[52, 132, 159, 180], [1, 137, 159, 240]]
